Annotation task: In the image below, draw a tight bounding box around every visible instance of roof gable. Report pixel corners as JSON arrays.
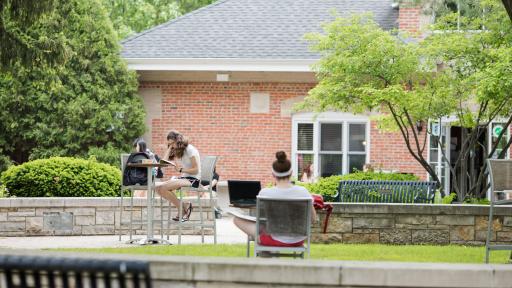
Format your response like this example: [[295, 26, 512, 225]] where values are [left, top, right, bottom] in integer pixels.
[[122, 0, 398, 60]]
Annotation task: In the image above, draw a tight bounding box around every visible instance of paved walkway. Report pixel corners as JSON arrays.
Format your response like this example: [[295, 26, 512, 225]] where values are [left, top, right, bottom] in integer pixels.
[[0, 215, 246, 249]]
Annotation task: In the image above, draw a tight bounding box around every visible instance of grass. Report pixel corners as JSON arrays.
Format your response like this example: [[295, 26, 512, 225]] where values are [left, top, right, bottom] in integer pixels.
[[60, 244, 511, 264]]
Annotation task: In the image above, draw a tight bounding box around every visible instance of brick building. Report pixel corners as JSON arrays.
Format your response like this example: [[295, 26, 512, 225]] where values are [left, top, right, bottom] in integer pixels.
[[122, 0, 427, 184]]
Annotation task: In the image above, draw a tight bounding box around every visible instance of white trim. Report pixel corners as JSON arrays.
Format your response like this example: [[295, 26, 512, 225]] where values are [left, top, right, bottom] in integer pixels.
[[125, 58, 317, 72]]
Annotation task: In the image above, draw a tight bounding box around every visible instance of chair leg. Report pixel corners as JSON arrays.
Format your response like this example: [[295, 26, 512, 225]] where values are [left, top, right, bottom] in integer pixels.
[[485, 202, 494, 263], [246, 236, 251, 257], [118, 189, 123, 242], [178, 190, 183, 245], [199, 194, 205, 243], [129, 191, 134, 241], [213, 198, 217, 245], [167, 202, 171, 241], [160, 196, 163, 239]]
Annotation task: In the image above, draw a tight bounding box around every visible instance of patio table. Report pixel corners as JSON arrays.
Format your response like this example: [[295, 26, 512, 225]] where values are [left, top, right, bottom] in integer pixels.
[[126, 162, 170, 245]]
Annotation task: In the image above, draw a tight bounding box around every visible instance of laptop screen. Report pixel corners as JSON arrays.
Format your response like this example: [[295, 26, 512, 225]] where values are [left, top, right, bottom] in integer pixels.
[[227, 180, 261, 203]]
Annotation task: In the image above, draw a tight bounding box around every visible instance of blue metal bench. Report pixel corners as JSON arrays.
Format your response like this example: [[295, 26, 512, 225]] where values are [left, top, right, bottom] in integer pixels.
[[0, 254, 152, 288], [333, 180, 437, 203]]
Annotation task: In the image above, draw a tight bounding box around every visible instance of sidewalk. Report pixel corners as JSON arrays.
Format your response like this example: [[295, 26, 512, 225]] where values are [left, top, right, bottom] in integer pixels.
[[0, 215, 246, 249]]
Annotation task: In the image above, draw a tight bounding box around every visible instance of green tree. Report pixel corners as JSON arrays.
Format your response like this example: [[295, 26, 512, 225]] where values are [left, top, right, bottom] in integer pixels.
[[104, 0, 181, 39], [304, 0, 512, 200], [0, 0, 145, 165], [0, 0, 69, 70]]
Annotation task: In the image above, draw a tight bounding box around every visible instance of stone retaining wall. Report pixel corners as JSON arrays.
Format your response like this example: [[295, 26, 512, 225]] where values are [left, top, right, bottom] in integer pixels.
[[0, 197, 214, 236], [313, 203, 512, 245]]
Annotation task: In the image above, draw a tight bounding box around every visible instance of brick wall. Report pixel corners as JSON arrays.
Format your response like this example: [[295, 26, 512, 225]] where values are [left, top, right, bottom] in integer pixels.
[[141, 81, 427, 183], [398, 5, 421, 35]]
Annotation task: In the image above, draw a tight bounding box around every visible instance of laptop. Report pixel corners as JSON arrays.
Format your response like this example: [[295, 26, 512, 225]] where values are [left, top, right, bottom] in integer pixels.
[[228, 180, 261, 207]]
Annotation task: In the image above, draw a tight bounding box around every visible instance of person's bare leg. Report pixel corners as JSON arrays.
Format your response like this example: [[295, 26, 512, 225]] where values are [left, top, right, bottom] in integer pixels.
[[233, 217, 256, 238], [155, 179, 191, 213]]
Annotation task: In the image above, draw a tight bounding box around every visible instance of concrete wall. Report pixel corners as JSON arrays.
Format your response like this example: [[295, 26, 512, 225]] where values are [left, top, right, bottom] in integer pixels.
[[1, 250, 511, 287], [313, 203, 512, 245], [0, 197, 214, 236]]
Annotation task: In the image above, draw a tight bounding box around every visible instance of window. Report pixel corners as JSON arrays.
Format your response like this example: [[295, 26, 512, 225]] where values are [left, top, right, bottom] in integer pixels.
[[293, 114, 369, 180]]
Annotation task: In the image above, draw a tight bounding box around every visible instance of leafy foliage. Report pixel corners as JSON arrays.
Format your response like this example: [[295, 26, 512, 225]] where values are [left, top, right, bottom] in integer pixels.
[[87, 144, 126, 169], [303, 1, 512, 200], [1, 157, 120, 197], [0, 0, 69, 70], [0, 0, 145, 165], [299, 172, 419, 200], [104, 0, 217, 39]]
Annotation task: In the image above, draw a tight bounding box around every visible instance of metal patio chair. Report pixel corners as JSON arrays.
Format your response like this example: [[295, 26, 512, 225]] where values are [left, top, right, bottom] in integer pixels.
[[252, 196, 312, 259], [485, 159, 512, 263], [170, 156, 218, 244]]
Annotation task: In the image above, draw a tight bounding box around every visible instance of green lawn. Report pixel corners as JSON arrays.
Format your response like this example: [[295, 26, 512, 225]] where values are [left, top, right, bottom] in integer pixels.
[[61, 244, 511, 264]]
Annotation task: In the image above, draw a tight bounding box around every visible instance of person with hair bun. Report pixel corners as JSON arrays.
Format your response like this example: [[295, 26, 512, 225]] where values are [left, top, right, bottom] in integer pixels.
[[156, 130, 201, 222], [233, 151, 316, 247]]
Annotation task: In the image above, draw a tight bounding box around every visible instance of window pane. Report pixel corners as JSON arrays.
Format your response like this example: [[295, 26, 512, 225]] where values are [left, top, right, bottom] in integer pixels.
[[491, 123, 508, 159], [348, 155, 366, 173], [320, 154, 342, 177], [349, 124, 366, 152], [321, 123, 342, 151], [297, 154, 314, 183], [297, 123, 313, 151]]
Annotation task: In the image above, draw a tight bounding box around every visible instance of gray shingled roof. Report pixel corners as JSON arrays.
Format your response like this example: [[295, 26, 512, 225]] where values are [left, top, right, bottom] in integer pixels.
[[122, 0, 398, 59]]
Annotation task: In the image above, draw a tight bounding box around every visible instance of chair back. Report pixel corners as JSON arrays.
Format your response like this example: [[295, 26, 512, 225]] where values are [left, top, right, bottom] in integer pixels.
[[256, 197, 311, 239], [200, 156, 218, 184], [121, 153, 130, 174], [488, 159, 512, 192]]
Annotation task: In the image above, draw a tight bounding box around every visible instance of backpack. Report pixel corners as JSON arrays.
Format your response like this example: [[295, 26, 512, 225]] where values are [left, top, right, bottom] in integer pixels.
[[312, 194, 333, 234], [123, 152, 150, 186]]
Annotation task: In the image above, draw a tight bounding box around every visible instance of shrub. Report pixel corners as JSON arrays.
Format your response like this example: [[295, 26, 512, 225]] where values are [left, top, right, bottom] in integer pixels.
[[442, 192, 457, 204], [1, 157, 121, 197], [298, 171, 420, 201], [87, 145, 127, 169]]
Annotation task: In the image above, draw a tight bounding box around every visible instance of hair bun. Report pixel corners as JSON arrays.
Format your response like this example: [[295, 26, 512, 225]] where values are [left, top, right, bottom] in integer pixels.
[[275, 151, 287, 162]]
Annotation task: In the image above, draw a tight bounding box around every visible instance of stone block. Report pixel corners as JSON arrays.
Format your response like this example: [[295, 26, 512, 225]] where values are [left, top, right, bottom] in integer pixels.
[[427, 224, 450, 230], [380, 229, 411, 244], [75, 215, 95, 226], [44, 212, 73, 231], [352, 229, 380, 234], [96, 211, 115, 225], [343, 233, 379, 244], [326, 217, 352, 233], [8, 217, 26, 221], [395, 224, 428, 229], [437, 215, 474, 225], [0, 221, 25, 232], [36, 207, 63, 216], [396, 215, 435, 225], [412, 230, 449, 244], [475, 216, 502, 231], [497, 231, 512, 242], [8, 208, 35, 217], [353, 217, 393, 229], [311, 233, 342, 244], [64, 207, 95, 216], [450, 226, 475, 241], [82, 225, 114, 235], [0, 212, 6, 221], [504, 216, 512, 227], [26, 217, 44, 234], [475, 230, 495, 242]]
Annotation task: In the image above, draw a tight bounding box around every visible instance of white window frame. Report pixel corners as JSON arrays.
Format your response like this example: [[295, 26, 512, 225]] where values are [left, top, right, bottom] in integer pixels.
[[292, 112, 370, 179]]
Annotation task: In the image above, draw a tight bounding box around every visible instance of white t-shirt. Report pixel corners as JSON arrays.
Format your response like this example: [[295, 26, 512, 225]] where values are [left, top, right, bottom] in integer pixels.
[[179, 144, 201, 179], [259, 185, 313, 244]]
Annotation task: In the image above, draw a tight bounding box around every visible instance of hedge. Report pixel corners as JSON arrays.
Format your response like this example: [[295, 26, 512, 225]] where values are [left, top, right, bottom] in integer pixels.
[[1, 157, 121, 197], [299, 171, 420, 201]]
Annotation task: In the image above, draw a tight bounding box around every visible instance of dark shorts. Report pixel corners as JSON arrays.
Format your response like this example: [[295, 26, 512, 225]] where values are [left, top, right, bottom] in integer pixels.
[[178, 176, 200, 188], [259, 231, 304, 247]]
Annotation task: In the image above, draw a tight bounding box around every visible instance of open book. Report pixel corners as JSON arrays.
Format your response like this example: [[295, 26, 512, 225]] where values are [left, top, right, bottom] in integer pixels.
[[159, 159, 176, 166]]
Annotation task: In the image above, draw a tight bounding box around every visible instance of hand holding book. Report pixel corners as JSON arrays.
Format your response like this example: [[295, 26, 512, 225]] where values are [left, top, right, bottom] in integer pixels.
[[159, 159, 176, 166]]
